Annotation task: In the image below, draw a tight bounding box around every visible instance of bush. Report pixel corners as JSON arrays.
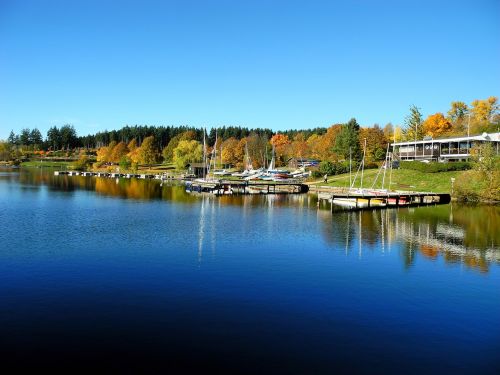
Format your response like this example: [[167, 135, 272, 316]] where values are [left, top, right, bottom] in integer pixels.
[[318, 161, 335, 176], [316, 160, 364, 176], [119, 156, 131, 171], [400, 161, 471, 173], [71, 155, 90, 171]]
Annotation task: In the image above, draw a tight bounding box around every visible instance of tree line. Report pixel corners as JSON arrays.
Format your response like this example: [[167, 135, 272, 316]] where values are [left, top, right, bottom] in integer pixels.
[[3, 96, 498, 168]]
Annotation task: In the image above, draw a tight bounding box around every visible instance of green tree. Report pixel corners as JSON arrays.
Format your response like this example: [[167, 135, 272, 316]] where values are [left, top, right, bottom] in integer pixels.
[[47, 126, 61, 149], [119, 156, 132, 171], [8, 131, 18, 145], [60, 124, 78, 149], [19, 128, 31, 146], [29, 128, 43, 149], [403, 105, 424, 141], [173, 140, 203, 169], [334, 118, 361, 161]]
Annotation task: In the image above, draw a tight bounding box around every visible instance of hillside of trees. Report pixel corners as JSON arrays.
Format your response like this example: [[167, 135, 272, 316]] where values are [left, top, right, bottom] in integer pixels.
[[1, 96, 498, 170]]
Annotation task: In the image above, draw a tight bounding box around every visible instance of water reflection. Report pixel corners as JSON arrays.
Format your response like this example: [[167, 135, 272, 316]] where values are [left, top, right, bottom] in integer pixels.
[[5, 168, 500, 272], [319, 205, 500, 273]]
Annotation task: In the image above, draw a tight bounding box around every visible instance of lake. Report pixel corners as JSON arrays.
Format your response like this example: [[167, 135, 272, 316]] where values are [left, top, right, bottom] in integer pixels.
[[0, 168, 499, 374]]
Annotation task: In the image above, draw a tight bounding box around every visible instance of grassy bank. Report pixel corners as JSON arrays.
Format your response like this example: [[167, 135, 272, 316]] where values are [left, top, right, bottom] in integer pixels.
[[20, 161, 73, 168], [310, 168, 464, 193]]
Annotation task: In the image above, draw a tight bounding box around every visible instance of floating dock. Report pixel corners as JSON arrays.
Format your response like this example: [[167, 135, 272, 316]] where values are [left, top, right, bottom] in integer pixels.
[[186, 179, 309, 195], [54, 171, 177, 180], [317, 187, 451, 210]]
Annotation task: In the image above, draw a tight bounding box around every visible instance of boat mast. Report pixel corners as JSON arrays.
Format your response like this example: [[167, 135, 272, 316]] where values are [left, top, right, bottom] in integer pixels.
[[349, 146, 352, 188], [381, 143, 390, 190], [203, 128, 207, 179], [360, 138, 367, 190]]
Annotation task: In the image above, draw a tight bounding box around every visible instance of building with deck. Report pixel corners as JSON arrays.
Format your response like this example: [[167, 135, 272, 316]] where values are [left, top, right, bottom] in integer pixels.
[[392, 132, 499, 162]]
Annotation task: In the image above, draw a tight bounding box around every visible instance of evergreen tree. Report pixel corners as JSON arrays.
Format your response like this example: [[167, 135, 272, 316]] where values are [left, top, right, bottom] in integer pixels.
[[29, 128, 43, 147], [8, 130, 18, 145], [334, 118, 362, 161], [19, 128, 31, 146], [47, 126, 62, 149], [403, 105, 424, 141]]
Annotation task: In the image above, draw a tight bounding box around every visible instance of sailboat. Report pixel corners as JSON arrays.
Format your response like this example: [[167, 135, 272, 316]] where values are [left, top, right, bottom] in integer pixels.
[[260, 144, 291, 181], [186, 128, 216, 192], [213, 144, 230, 176], [232, 142, 264, 179], [331, 139, 380, 209]]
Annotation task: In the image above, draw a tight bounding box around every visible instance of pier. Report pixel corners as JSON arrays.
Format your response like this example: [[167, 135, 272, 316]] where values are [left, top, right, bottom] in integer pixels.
[[186, 179, 309, 195], [316, 187, 451, 210], [54, 170, 177, 180]]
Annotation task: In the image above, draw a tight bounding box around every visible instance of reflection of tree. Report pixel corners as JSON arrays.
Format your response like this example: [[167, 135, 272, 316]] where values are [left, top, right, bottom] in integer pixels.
[[401, 244, 417, 269], [320, 211, 357, 250], [318, 202, 500, 273]]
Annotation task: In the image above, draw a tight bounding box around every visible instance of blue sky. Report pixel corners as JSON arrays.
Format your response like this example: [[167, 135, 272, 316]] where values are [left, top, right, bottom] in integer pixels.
[[1, 0, 499, 139]]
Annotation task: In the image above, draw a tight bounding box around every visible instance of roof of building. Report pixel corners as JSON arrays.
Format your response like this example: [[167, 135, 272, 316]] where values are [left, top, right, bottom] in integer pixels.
[[392, 132, 500, 146]]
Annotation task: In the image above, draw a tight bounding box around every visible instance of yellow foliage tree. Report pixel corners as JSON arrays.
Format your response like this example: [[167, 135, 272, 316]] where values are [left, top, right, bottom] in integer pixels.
[[110, 142, 129, 163], [471, 96, 498, 123], [221, 137, 243, 167], [393, 126, 403, 143], [447, 101, 469, 133], [423, 113, 453, 138], [96, 146, 108, 163], [96, 141, 117, 163], [291, 133, 309, 158], [306, 134, 322, 160], [173, 140, 202, 170], [127, 139, 138, 152], [138, 136, 158, 167]]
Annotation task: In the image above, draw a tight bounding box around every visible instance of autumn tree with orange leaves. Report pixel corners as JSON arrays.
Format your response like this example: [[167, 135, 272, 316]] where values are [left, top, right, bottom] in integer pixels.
[[423, 113, 453, 138], [270, 134, 291, 165]]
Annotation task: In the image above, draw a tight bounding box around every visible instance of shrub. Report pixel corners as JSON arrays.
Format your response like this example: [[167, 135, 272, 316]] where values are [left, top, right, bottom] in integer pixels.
[[318, 161, 336, 176], [71, 155, 90, 171], [119, 156, 131, 171], [400, 161, 471, 173]]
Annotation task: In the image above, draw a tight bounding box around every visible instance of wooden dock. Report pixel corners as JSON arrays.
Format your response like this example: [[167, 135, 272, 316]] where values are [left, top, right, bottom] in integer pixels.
[[316, 187, 450, 210], [54, 171, 178, 180], [186, 179, 309, 195]]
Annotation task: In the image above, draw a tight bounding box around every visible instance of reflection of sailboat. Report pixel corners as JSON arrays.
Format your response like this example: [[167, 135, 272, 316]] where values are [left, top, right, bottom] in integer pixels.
[[197, 194, 207, 264]]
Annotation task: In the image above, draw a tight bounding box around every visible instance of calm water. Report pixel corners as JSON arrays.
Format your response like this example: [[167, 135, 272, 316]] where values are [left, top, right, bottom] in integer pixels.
[[1, 168, 499, 374]]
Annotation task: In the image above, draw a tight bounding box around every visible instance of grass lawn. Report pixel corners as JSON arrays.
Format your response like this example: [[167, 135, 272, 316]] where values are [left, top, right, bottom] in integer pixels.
[[310, 168, 463, 193], [20, 161, 73, 168]]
